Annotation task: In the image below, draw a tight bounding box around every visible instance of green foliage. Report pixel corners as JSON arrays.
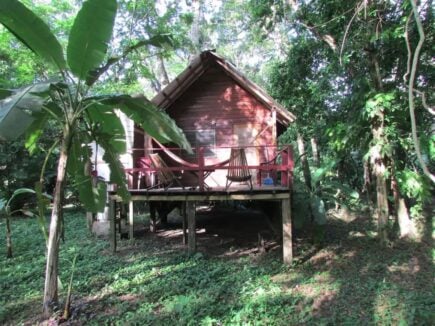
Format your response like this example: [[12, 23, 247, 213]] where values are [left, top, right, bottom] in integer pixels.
[[292, 163, 361, 231], [291, 184, 313, 229], [0, 83, 52, 141], [95, 95, 191, 152], [67, 0, 117, 79], [0, 0, 191, 213], [396, 169, 432, 204], [0, 185, 51, 240], [34, 182, 49, 241], [426, 134, 435, 161], [310, 195, 326, 226], [85, 102, 126, 151], [0, 1, 194, 311], [68, 141, 107, 213], [267, 0, 434, 236], [0, 0, 65, 69], [1, 210, 433, 324], [364, 93, 395, 119], [312, 159, 337, 184], [98, 134, 131, 201], [0, 188, 34, 215], [0, 134, 58, 209]]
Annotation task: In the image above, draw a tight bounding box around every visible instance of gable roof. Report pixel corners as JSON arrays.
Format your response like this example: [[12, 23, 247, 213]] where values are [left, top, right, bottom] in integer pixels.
[[151, 50, 296, 126]]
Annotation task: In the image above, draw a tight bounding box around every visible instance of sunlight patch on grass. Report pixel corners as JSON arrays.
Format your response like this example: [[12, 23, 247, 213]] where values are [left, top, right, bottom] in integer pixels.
[[374, 287, 407, 325], [348, 231, 366, 238], [1, 209, 433, 324]]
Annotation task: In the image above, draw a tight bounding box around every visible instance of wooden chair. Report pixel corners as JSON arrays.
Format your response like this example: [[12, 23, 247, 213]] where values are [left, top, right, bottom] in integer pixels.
[[258, 149, 285, 186], [148, 153, 184, 190], [136, 157, 151, 189], [226, 148, 253, 190]]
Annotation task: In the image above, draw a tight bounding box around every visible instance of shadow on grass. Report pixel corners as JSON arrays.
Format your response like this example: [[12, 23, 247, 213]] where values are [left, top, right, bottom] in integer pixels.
[[273, 212, 435, 325], [72, 207, 434, 325], [1, 206, 433, 325]]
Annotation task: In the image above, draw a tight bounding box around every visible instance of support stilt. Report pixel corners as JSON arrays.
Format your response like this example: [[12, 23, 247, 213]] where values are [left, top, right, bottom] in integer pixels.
[[182, 202, 187, 245], [86, 212, 93, 231], [282, 197, 292, 264], [150, 203, 157, 233], [187, 201, 196, 254], [129, 200, 134, 240], [109, 198, 116, 253]]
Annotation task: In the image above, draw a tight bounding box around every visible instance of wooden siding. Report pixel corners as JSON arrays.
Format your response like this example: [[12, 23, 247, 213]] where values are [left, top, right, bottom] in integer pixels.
[[168, 64, 273, 145], [162, 63, 276, 187], [151, 51, 296, 126]]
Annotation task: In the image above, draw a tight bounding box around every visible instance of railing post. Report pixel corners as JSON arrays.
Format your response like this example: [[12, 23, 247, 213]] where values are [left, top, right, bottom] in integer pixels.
[[288, 145, 294, 190], [281, 147, 288, 187], [281, 145, 293, 188], [257, 146, 262, 186], [198, 146, 205, 191]]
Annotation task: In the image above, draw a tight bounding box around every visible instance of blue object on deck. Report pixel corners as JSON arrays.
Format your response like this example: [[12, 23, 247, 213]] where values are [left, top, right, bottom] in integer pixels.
[[263, 177, 274, 185]]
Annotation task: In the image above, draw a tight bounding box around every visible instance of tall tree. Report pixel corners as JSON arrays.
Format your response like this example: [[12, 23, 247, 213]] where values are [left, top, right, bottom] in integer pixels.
[[251, 0, 433, 241]]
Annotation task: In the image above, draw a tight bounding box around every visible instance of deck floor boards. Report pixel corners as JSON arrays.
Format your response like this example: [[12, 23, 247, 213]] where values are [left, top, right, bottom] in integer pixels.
[[110, 186, 291, 201]]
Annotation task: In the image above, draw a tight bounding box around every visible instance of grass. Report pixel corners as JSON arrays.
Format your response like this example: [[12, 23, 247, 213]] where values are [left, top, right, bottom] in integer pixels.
[[0, 206, 434, 325]]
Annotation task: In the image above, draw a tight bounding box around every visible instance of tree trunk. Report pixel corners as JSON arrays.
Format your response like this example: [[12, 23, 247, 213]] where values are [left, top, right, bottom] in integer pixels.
[[145, 58, 161, 93], [150, 79, 161, 93], [397, 198, 415, 238], [43, 130, 72, 317], [310, 137, 320, 167], [297, 133, 312, 190], [371, 121, 389, 245], [310, 137, 321, 194], [189, 0, 204, 58], [375, 170, 389, 244], [157, 54, 170, 87], [367, 43, 390, 245], [5, 214, 12, 258], [391, 175, 416, 238]]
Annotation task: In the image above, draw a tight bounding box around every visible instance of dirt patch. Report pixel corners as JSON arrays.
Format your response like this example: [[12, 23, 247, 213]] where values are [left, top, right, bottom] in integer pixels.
[[129, 205, 282, 259]]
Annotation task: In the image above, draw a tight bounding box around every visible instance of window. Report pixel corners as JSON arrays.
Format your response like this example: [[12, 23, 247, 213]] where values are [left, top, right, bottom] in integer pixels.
[[185, 129, 216, 157]]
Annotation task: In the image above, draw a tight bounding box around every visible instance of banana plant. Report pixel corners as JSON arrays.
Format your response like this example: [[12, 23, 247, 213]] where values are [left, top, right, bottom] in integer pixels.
[[0, 188, 50, 258], [0, 0, 190, 317]]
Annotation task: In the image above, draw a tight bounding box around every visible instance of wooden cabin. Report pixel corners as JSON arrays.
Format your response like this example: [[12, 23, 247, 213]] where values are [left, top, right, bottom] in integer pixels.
[[129, 50, 295, 190], [113, 51, 297, 264]]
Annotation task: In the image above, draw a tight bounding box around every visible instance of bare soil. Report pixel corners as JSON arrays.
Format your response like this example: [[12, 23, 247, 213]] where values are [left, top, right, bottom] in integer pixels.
[[128, 204, 283, 259]]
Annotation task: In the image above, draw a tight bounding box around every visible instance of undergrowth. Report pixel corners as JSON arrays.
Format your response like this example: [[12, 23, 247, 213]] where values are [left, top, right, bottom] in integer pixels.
[[0, 207, 433, 325]]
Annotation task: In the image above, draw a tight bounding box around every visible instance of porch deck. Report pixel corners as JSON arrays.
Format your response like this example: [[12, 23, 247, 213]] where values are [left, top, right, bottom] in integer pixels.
[[110, 145, 294, 264], [125, 144, 294, 192], [118, 186, 291, 202]]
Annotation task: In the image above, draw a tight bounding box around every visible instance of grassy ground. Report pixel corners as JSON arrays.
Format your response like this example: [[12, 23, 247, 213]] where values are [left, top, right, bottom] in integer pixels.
[[0, 206, 433, 325]]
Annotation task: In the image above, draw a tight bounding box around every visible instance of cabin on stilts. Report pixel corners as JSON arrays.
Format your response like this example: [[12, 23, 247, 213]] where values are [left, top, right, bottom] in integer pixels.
[[109, 50, 296, 264]]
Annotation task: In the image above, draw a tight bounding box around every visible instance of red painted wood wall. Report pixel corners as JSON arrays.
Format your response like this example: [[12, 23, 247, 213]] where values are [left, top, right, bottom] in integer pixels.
[[137, 62, 282, 187], [167, 63, 274, 150]]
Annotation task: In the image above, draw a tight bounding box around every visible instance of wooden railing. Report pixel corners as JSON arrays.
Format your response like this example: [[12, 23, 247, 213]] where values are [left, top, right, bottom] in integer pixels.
[[125, 145, 293, 191]]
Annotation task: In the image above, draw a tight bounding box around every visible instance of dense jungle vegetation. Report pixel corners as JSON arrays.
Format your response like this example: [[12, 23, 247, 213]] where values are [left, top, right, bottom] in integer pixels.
[[0, 0, 433, 324]]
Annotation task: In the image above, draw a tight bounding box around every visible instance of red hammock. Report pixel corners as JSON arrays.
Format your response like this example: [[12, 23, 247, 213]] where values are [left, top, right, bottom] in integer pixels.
[[152, 139, 230, 169]]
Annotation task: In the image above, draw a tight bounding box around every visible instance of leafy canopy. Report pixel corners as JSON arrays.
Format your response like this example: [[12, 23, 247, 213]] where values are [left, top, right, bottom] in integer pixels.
[[0, 0, 191, 213]]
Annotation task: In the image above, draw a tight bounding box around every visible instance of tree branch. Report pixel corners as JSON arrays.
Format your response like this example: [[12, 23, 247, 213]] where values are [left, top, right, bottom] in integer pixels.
[[85, 36, 171, 87], [406, 0, 435, 183], [339, 1, 365, 65]]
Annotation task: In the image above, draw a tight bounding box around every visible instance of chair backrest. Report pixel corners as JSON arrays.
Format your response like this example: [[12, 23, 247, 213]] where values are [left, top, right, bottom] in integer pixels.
[[149, 153, 176, 185], [137, 157, 151, 169], [227, 148, 251, 181]]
